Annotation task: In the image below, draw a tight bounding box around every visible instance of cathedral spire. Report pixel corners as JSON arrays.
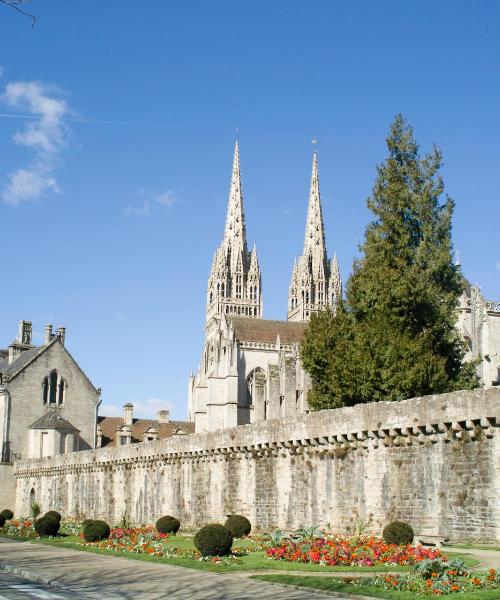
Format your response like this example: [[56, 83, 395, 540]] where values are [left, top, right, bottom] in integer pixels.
[[288, 152, 338, 322], [206, 142, 262, 328], [223, 141, 247, 259], [303, 152, 327, 261]]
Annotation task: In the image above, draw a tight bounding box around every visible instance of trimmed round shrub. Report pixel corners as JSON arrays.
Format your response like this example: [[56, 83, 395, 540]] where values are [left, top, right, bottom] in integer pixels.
[[156, 515, 180, 535], [83, 519, 110, 542], [224, 515, 251, 538], [0, 509, 14, 521], [34, 515, 60, 537], [383, 521, 414, 545], [82, 519, 94, 529], [194, 524, 233, 556], [0, 515, 5, 528], [45, 510, 62, 522]]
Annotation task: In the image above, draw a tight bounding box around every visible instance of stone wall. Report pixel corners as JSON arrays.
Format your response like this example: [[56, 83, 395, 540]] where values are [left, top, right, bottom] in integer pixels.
[[14, 388, 500, 542], [0, 464, 15, 510]]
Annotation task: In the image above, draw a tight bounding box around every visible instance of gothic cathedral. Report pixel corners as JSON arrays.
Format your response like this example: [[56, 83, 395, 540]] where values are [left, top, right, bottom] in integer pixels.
[[188, 143, 341, 432]]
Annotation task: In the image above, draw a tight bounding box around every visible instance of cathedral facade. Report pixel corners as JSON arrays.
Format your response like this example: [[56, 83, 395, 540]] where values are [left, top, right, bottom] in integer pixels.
[[188, 143, 341, 432], [189, 143, 500, 434]]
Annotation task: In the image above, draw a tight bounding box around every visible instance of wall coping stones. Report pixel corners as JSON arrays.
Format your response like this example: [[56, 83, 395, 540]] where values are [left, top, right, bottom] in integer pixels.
[[14, 388, 500, 479]]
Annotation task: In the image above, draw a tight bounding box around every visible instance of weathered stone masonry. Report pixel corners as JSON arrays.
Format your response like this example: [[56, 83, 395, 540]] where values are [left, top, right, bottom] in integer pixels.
[[14, 388, 500, 542]]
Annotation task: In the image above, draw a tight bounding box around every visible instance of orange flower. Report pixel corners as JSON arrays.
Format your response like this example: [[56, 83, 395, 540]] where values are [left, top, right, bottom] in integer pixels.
[[426, 579, 433, 587], [472, 578, 481, 586]]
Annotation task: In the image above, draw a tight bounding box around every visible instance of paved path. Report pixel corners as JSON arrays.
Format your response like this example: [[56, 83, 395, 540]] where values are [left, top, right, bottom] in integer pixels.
[[0, 571, 83, 600], [445, 546, 500, 569], [0, 539, 356, 600]]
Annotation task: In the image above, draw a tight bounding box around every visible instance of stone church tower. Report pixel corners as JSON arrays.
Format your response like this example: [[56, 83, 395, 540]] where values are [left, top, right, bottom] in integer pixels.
[[288, 153, 341, 321], [206, 142, 262, 333]]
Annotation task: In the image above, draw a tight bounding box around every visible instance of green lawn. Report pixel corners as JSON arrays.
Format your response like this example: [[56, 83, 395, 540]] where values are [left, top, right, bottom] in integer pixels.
[[446, 543, 500, 552], [252, 575, 500, 600], [0, 533, 479, 574]]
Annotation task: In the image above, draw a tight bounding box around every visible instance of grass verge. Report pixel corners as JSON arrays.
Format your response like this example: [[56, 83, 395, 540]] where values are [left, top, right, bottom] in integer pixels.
[[251, 575, 500, 600]]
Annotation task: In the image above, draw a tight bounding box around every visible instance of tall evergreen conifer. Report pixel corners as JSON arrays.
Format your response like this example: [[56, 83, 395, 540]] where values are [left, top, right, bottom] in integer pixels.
[[301, 116, 478, 408]]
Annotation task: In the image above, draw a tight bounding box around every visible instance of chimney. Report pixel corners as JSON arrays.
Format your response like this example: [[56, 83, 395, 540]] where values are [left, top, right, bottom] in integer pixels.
[[44, 324, 53, 344], [123, 403, 134, 426], [157, 409, 170, 424], [57, 327, 66, 346], [18, 320, 32, 346]]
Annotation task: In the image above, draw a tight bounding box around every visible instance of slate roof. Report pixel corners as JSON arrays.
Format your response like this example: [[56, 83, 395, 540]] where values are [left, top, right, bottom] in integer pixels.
[[0, 346, 41, 377], [97, 416, 195, 448], [30, 411, 80, 432], [0, 337, 99, 394], [228, 317, 308, 344]]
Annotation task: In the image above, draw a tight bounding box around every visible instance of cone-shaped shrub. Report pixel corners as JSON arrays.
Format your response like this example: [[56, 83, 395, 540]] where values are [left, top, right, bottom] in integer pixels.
[[35, 515, 60, 537], [156, 515, 180, 535], [224, 515, 251, 538], [383, 521, 414, 545], [45, 511, 62, 522], [194, 524, 233, 556], [83, 519, 110, 542], [0, 509, 14, 521]]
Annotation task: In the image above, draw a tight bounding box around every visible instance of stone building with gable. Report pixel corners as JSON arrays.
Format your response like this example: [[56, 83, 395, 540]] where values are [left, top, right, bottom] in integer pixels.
[[0, 320, 101, 508]]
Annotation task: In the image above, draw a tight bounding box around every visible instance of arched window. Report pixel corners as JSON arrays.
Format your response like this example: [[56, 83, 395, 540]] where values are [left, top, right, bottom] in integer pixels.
[[246, 368, 267, 420], [42, 370, 66, 406]]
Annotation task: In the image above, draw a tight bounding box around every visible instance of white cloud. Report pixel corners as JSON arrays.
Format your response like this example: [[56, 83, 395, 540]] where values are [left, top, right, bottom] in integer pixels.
[[126, 189, 176, 217], [102, 398, 174, 420], [125, 201, 152, 217], [1, 80, 70, 205], [154, 190, 175, 208]]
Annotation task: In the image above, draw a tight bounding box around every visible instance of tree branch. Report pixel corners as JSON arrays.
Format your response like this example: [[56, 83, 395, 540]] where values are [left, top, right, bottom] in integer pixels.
[[0, 0, 37, 27]]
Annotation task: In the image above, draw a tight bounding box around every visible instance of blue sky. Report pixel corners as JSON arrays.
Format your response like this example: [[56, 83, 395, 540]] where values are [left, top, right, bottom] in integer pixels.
[[1, 1, 498, 420]]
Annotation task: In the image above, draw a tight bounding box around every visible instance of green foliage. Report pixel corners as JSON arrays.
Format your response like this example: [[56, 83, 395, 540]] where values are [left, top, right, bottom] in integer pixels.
[[194, 524, 233, 556], [301, 115, 479, 409], [294, 526, 323, 542], [382, 521, 414, 545], [44, 511, 61, 522], [156, 515, 181, 534], [34, 515, 60, 537], [224, 515, 251, 538], [82, 519, 94, 529], [414, 557, 467, 579], [83, 519, 110, 542], [0, 509, 14, 520], [266, 529, 288, 546], [0, 515, 5, 528], [30, 502, 41, 519]]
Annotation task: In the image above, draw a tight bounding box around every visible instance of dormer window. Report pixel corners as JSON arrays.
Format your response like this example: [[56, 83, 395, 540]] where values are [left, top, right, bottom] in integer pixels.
[[42, 370, 66, 406]]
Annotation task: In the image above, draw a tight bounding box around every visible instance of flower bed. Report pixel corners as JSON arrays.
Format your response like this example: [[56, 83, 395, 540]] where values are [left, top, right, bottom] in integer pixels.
[[2, 519, 37, 538], [266, 535, 444, 567], [371, 561, 500, 596], [79, 526, 242, 564]]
